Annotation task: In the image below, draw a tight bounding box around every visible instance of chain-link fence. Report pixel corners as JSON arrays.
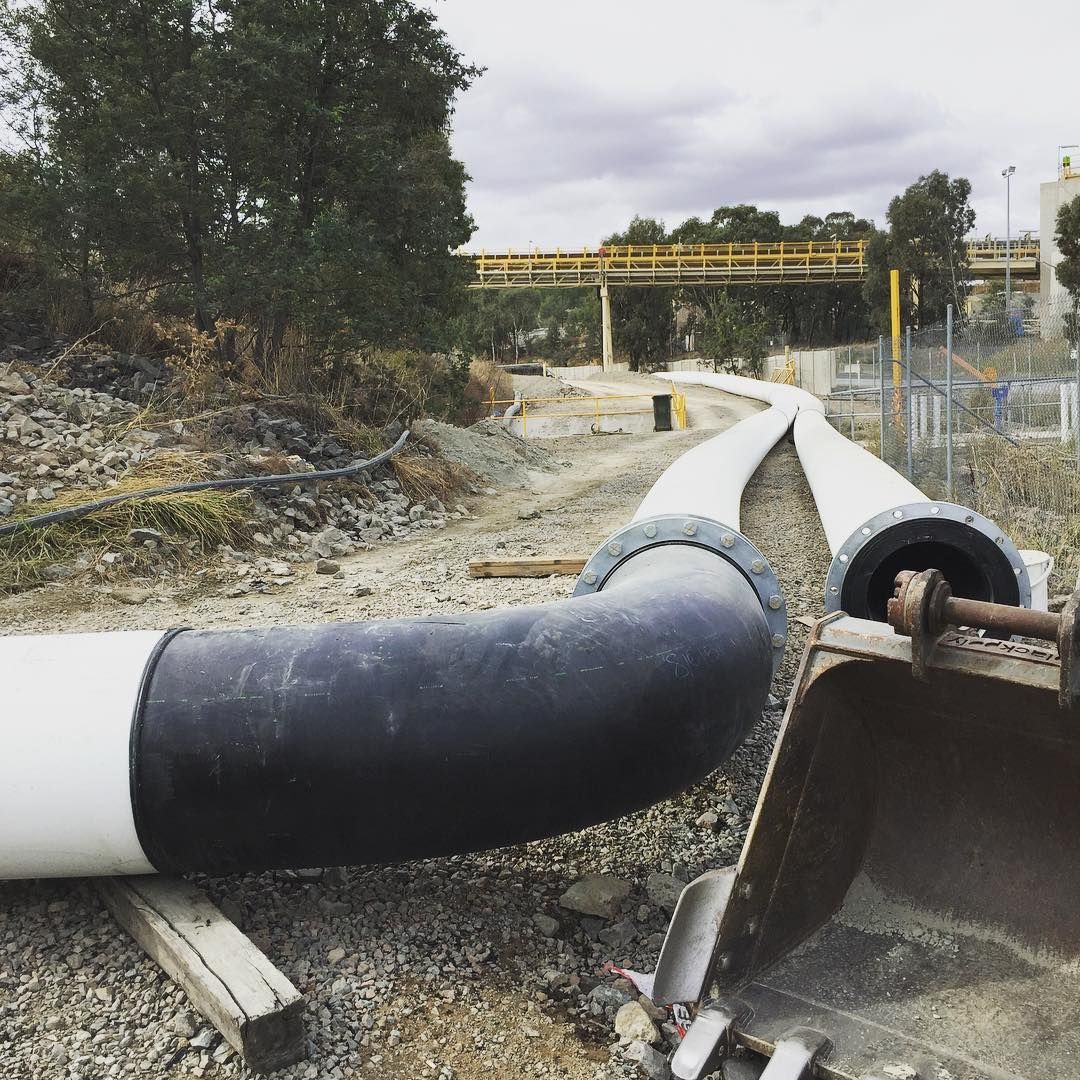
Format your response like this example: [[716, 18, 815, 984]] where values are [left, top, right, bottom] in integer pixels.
[[823, 292, 1080, 595]]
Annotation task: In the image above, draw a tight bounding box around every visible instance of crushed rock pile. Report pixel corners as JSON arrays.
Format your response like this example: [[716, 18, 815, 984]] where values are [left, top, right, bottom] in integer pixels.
[[0, 369, 155, 516], [414, 417, 559, 489], [510, 372, 589, 401]]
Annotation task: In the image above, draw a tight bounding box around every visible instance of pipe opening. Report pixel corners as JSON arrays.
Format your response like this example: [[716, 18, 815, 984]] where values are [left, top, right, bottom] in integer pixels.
[[840, 519, 1021, 622]]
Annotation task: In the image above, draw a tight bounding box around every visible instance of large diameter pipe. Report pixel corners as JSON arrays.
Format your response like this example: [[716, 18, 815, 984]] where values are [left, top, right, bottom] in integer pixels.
[[633, 405, 791, 532], [794, 408, 924, 553], [3, 398, 792, 880], [1, 554, 771, 879], [794, 409, 1029, 620], [664, 370, 824, 420]]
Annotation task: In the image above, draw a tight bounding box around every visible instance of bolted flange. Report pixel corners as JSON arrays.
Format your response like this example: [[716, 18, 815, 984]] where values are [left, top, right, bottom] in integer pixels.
[[574, 514, 788, 673], [824, 501, 1031, 619]]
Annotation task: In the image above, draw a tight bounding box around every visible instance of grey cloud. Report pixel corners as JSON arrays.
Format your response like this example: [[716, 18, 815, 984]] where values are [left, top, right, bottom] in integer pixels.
[[455, 79, 989, 243], [455, 80, 728, 191]]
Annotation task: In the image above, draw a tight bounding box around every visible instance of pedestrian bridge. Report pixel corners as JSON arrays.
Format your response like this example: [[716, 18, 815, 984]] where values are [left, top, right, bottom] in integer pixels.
[[468, 238, 1040, 288]]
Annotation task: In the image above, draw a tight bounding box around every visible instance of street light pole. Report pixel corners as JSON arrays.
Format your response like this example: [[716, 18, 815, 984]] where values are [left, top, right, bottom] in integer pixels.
[[1002, 165, 1016, 313]]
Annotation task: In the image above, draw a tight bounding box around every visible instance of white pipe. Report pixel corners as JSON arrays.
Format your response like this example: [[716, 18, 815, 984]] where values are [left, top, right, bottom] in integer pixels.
[[662, 369, 1029, 618], [0, 630, 163, 877], [794, 409, 925, 556], [634, 406, 791, 532], [664, 370, 824, 420]]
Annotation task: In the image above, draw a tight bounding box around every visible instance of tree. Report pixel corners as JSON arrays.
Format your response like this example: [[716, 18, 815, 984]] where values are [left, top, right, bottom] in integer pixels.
[[671, 204, 874, 346], [0, 0, 479, 369], [875, 170, 975, 328], [604, 216, 673, 370], [699, 291, 768, 375], [1057, 194, 1080, 350], [1056, 194, 1080, 299]]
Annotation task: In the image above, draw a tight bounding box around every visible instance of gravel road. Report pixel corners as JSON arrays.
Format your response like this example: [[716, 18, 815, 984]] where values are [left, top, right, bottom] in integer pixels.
[[1, 375, 831, 1080]]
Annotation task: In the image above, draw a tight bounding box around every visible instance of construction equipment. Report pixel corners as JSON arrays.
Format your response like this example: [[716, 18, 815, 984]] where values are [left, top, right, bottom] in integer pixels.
[[657, 570, 1080, 1080]]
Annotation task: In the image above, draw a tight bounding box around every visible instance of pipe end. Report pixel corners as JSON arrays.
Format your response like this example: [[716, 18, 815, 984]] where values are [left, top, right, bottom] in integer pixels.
[[825, 502, 1031, 623]]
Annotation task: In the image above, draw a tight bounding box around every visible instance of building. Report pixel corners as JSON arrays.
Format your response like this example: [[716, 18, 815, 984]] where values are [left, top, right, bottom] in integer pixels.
[[1039, 154, 1080, 299], [1037, 152, 1080, 337]]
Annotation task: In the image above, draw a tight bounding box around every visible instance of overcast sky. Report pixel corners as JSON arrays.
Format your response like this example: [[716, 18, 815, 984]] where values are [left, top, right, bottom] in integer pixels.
[[431, 0, 1079, 250]]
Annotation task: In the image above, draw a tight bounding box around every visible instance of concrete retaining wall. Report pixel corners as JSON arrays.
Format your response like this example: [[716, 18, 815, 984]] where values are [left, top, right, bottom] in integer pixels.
[[545, 363, 630, 380], [506, 411, 656, 439]]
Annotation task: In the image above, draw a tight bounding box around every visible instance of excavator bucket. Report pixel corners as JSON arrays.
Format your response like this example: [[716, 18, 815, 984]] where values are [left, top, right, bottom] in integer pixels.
[[657, 576, 1080, 1080]]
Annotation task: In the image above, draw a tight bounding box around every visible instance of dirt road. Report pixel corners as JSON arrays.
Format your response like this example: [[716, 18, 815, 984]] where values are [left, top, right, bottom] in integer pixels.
[[0, 378, 830, 1080]]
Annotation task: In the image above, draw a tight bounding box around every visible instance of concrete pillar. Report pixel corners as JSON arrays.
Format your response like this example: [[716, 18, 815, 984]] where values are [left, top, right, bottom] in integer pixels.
[[600, 285, 613, 372], [918, 394, 928, 440], [933, 394, 942, 444]]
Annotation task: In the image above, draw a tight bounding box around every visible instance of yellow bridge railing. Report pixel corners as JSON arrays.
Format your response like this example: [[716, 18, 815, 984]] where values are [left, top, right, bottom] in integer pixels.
[[469, 238, 1041, 288], [472, 240, 868, 288], [966, 239, 1040, 276]]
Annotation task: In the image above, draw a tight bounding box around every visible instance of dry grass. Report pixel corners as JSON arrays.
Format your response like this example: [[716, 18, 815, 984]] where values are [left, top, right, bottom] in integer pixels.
[[969, 438, 1080, 592], [464, 358, 513, 422], [391, 452, 476, 505], [0, 451, 250, 593]]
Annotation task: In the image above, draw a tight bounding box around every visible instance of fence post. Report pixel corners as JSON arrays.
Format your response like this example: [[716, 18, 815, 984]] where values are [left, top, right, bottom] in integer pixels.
[[1075, 342, 1080, 468], [879, 334, 886, 460], [946, 304, 954, 500], [905, 325, 913, 480], [850, 389, 856, 440]]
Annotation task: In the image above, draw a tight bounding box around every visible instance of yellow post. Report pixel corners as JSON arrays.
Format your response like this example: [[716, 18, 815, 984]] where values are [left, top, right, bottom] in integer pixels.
[[890, 268, 903, 430], [890, 269, 901, 385]]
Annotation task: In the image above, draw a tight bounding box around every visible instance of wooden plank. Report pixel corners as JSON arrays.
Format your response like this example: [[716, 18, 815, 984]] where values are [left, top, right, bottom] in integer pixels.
[[468, 555, 587, 578], [98, 876, 305, 1073]]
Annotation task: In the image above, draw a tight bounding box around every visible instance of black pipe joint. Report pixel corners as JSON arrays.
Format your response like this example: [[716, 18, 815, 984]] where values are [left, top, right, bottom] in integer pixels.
[[575, 514, 788, 673]]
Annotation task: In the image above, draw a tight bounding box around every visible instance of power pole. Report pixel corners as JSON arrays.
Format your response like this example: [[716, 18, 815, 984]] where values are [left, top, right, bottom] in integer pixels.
[[1002, 165, 1016, 312]]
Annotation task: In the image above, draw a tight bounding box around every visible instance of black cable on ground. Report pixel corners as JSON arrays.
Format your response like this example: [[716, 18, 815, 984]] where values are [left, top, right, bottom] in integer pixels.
[[0, 429, 410, 538]]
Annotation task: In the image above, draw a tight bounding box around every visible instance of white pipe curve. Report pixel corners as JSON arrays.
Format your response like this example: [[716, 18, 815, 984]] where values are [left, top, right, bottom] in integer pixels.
[[664, 370, 824, 421], [794, 409, 926, 556], [633, 405, 791, 532]]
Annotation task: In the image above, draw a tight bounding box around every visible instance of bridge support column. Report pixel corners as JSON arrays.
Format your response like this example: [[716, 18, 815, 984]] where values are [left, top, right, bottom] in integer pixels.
[[600, 285, 614, 372]]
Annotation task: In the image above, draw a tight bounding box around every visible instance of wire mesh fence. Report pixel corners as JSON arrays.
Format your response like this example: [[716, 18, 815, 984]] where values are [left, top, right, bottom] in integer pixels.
[[824, 291, 1080, 595]]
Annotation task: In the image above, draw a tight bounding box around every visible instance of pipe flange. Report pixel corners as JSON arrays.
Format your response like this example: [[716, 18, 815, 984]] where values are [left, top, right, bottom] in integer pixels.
[[574, 514, 787, 670], [825, 501, 1031, 617]]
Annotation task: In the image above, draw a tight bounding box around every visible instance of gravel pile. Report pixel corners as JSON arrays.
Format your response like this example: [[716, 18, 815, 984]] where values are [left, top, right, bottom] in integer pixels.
[[0, 370, 153, 516], [510, 374, 588, 401], [1, 406, 833, 1079], [413, 418, 560, 489]]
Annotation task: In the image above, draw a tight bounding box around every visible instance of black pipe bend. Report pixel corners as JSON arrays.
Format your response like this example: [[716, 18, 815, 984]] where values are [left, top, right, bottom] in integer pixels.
[[132, 556, 773, 874]]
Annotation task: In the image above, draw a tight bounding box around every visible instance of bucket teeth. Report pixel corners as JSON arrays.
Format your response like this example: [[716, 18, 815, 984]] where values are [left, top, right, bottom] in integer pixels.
[[758, 1027, 831, 1080], [669, 1000, 746, 1080]]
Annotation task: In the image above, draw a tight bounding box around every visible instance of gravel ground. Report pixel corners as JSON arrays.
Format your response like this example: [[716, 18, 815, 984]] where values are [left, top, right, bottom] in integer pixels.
[[0, 378, 831, 1080]]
